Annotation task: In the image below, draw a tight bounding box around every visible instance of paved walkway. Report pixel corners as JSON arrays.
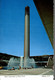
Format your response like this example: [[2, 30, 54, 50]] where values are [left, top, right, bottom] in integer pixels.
[[0, 68, 54, 75]]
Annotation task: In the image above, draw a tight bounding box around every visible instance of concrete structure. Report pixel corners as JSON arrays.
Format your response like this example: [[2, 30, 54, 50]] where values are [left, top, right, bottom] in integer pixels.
[[47, 56, 53, 68], [33, 0, 53, 69], [33, 0, 53, 47], [24, 6, 30, 67]]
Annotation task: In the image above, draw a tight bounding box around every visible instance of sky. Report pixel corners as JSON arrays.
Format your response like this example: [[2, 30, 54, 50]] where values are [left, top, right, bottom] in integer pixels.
[[0, 0, 54, 57]]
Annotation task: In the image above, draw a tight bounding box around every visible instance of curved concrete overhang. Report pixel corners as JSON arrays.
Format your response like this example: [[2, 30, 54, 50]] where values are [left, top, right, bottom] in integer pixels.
[[33, 0, 53, 47]]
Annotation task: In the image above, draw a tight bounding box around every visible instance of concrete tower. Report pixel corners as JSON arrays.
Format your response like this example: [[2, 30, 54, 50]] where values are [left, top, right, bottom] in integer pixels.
[[24, 6, 30, 67]]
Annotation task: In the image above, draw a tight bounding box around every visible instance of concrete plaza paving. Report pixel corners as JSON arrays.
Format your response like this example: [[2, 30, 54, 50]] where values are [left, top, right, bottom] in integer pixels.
[[0, 68, 54, 75]]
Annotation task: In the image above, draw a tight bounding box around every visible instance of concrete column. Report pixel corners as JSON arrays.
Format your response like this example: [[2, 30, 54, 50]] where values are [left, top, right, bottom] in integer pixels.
[[24, 6, 30, 67]]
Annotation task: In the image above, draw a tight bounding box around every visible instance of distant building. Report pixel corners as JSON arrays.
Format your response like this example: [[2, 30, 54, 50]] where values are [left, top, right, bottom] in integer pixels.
[[0, 52, 53, 67]]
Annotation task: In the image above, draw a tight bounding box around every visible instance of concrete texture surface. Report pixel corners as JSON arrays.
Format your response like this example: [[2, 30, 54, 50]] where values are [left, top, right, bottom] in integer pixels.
[[0, 68, 53, 75]]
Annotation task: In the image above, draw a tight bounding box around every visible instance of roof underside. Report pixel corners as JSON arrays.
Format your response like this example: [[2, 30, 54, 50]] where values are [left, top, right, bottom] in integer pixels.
[[33, 0, 53, 47]]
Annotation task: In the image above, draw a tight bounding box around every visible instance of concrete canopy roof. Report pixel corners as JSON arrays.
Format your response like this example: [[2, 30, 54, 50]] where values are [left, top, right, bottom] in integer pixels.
[[33, 0, 53, 47]]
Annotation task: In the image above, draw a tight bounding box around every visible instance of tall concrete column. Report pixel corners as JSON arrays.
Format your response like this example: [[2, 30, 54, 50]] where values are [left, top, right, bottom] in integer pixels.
[[24, 6, 30, 67]]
